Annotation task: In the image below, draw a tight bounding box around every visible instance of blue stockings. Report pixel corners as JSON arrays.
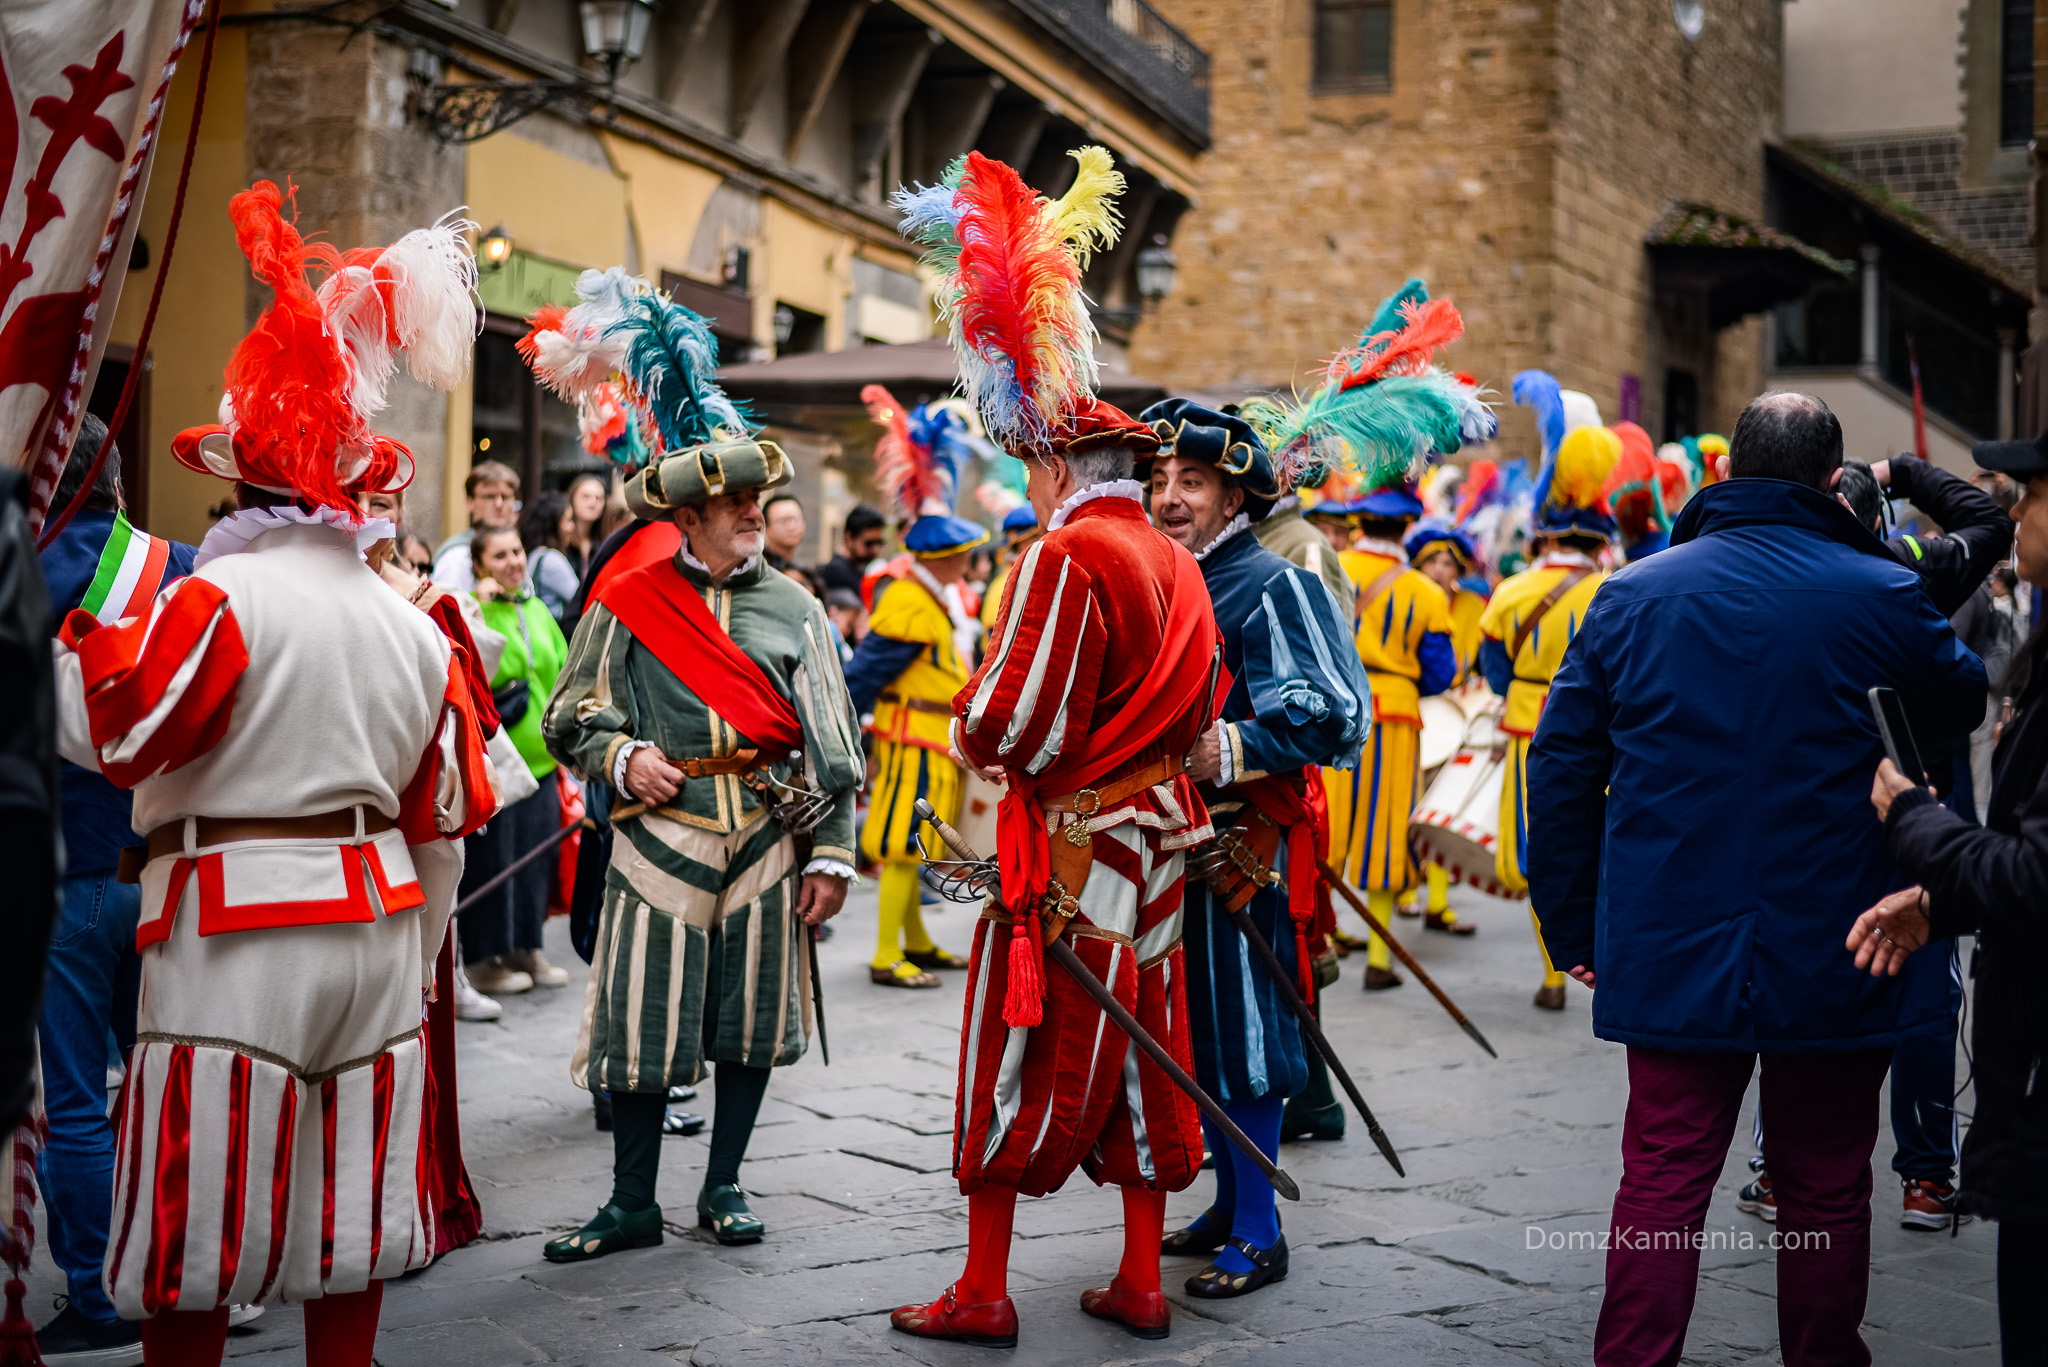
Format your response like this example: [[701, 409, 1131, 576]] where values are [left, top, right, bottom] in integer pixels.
[[1203, 1094, 1286, 1274]]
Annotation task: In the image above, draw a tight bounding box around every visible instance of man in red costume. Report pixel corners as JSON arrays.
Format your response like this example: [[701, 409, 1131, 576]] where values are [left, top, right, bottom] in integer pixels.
[[887, 144, 1223, 1348]]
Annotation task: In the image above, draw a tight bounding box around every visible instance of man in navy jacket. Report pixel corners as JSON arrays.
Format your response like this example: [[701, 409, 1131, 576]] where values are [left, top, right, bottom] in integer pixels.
[[1527, 393, 1986, 1367]]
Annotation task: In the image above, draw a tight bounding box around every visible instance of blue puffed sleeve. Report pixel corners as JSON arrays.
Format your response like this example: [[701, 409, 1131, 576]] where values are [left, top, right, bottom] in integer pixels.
[[1232, 564, 1374, 774], [841, 633, 924, 714], [1480, 636, 1515, 697], [1417, 631, 1456, 698]]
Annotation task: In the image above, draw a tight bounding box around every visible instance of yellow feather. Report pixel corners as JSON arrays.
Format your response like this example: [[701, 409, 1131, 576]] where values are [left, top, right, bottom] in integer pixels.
[[1553, 426, 1623, 510], [1044, 146, 1125, 269]]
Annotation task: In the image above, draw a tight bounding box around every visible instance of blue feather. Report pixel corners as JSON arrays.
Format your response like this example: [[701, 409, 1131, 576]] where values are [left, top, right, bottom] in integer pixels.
[[1512, 370, 1565, 460], [609, 296, 750, 453]]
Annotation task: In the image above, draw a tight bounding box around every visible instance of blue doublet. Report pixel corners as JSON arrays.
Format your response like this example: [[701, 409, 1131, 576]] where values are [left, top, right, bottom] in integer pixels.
[[1184, 525, 1372, 1102]]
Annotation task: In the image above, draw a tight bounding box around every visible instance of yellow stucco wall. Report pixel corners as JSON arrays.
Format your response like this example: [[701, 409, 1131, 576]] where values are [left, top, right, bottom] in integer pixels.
[[761, 200, 851, 349], [465, 130, 631, 281], [601, 132, 722, 280], [111, 29, 250, 544]]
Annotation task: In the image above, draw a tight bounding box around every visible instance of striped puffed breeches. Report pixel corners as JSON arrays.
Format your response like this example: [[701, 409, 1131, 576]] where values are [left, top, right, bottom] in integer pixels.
[[107, 884, 437, 1317], [952, 823, 1204, 1198], [574, 808, 811, 1095]]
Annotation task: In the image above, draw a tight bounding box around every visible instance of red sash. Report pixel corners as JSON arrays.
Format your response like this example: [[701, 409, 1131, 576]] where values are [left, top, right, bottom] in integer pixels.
[[992, 548, 1220, 1025], [1234, 766, 1331, 1002], [596, 558, 803, 756]]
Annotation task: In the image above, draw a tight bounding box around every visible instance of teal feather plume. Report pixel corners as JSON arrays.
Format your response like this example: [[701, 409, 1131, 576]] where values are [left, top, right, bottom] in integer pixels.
[[1360, 278, 1428, 345], [610, 295, 750, 454], [1259, 372, 1465, 490]]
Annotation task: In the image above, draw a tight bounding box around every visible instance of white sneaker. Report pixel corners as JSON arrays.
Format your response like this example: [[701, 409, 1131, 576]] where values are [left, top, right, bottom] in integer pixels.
[[453, 962, 504, 1022], [226, 1303, 264, 1328], [507, 949, 569, 988]]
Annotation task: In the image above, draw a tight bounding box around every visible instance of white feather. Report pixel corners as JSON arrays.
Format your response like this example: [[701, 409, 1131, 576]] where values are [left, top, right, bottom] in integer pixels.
[[379, 210, 480, 391], [315, 262, 396, 424]]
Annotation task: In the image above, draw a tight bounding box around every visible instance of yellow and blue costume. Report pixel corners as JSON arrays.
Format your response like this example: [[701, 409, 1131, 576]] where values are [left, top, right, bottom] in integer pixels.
[[845, 385, 990, 983], [1400, 523, 1490, 922], [1481, 374, 1619, 999], [979, 503, 1039, 630]]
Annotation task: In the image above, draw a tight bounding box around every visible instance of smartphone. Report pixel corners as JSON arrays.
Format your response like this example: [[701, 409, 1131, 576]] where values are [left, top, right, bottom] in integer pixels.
[[1868, 687, 1928, 787]]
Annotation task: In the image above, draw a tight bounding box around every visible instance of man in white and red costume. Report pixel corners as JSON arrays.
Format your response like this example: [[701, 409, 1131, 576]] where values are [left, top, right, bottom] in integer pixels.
[[50, 181, 492, 1367], [888, 148, 1222, 1347]]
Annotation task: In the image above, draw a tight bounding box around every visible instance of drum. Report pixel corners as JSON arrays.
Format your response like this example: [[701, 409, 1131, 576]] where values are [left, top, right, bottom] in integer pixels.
[[1409, 706, 1527, 901], [953, 772, 1005, 862], [1417, 695, 1468, 782], [1451, 678, 1497, 720]]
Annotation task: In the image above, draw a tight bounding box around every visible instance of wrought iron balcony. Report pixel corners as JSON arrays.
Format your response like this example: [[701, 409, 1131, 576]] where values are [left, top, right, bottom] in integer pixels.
[[1012, 0, 1211, 146]]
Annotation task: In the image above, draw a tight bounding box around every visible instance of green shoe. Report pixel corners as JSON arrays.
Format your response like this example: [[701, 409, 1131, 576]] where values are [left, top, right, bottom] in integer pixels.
[[697, 1182, 765, 1245], [1280, 1099, 1345, 1143], [542, 1202, 664, 1263]]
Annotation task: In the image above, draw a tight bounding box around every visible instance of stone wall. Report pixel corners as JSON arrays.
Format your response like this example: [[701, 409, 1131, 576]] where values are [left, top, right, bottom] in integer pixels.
[[244, 20, 466, 541], [1134, 0, 1783, 460]]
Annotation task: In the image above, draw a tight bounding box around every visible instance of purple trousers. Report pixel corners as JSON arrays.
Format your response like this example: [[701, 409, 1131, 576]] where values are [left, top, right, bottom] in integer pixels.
[[1595, 1046, 1893, 1367]]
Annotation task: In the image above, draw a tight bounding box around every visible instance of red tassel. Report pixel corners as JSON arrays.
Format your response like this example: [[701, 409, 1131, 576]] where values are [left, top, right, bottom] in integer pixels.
[[0, 1277, 44, 1366], [1002, 911, 1045, 1028]]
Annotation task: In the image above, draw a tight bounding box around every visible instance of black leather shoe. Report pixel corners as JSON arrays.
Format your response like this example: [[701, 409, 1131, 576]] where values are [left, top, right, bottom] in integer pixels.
[[543, 1203, 664, 1262], [698, 1183, 765, 1244], [1160, 1208, 1231, 1257], [1185, 1234, 1289, 1298], [663, 1109, 706, 1136]]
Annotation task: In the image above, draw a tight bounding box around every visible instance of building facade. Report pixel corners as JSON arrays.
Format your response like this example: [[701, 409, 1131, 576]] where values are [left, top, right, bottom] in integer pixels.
[[109, 0, 1210, 546]]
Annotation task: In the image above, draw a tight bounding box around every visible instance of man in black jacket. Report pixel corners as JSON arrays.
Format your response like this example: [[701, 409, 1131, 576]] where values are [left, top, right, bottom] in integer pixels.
[[0, 468, 57, 1134], [1837, 455, 2011, 615]]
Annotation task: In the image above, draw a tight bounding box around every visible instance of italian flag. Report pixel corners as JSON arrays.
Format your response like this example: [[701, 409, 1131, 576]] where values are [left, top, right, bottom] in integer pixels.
[[80, 511, 170, 624]]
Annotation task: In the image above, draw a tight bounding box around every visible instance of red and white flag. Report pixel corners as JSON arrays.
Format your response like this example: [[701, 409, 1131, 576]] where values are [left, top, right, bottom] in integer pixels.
[[0, 0, 204, 532]]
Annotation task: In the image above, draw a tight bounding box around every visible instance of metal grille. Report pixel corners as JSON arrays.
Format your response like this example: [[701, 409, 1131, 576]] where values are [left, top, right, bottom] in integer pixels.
[[1012, 0, 1211, 144]]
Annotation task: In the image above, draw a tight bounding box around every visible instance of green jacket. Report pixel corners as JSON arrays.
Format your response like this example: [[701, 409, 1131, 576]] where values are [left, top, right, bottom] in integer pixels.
[[542, 553, 864, 867], [480, 591, 568, 781], [1255, 503, 1356, 614]]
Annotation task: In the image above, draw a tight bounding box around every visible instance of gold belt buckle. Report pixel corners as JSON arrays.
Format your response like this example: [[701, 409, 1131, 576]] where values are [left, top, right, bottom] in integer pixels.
[[1064, 788, 1101, 847]]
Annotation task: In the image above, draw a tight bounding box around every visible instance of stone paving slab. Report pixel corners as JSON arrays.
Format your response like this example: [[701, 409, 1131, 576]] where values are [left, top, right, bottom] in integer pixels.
[[20, 879, 2004, 1363]]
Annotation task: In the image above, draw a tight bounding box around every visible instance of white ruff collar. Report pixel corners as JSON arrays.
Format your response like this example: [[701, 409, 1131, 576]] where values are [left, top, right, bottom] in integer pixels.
[[1047, 479, 1146, 531], [194, 506, 392, 571], [1269, 494, 1301, 516], [1192, 513, 1252, 562], [1538, 549, 1598, 569], [1356, 535, 1406, 561]]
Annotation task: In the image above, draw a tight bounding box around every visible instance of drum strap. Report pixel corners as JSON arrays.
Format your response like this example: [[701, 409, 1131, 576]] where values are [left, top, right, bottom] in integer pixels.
[[1356, 564, 1406, 624], [1508, 568, 1592, 669]]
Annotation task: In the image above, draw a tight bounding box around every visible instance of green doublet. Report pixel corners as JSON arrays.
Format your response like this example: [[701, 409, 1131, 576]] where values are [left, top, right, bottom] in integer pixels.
[[543, 552, 863, 1090]]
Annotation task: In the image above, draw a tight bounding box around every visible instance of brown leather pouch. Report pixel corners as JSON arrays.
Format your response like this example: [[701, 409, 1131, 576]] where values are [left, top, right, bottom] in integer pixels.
[[1042, 831, 1094, 944], [116, 846, 147, 885]]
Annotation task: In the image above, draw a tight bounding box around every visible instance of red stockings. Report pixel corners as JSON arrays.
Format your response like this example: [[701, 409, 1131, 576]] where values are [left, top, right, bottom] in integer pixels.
[[140, 1283, 383, 1367], [955, 1184, 1165, 1303]]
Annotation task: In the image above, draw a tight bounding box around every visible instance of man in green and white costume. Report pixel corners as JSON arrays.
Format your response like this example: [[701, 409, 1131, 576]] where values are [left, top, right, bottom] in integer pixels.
[[534, 295, 863, 1260]]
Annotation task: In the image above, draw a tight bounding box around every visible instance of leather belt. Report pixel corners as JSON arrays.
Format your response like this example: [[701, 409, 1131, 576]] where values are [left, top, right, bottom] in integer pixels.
[[142, 807, 396, 864], [1041, 754, 1184, 817], [673, 748, 769, 778], [877, 690, 953, 716]]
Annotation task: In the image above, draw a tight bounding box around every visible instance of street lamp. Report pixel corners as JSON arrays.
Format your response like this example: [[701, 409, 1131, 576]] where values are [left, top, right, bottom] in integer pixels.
[[1135, 235, 1178, 307], [579, 1, 657, 84], [479, 226, 513, 270]]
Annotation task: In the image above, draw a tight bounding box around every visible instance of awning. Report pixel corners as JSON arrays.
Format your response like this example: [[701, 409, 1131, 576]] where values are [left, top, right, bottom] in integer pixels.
[[718, 338, 1171, 414], [1645, 202, 1855, 329]]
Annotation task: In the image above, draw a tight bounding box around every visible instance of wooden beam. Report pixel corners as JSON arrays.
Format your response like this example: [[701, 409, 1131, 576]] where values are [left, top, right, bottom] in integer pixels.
[[975, 98, 1050, 170], [729, 0, 814, 140], [656, 0, 723, 107], [784, 0, 875, 162], [851, 27, 942, 190], [916, 72, 1004, 181]]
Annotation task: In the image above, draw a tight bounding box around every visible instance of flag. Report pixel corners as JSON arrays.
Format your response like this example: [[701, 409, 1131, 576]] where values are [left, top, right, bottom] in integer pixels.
[[0, 0, 206, 532]]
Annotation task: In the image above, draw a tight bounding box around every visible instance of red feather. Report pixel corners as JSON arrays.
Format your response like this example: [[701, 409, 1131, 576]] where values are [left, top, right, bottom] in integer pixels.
[[516, 304, 569, 367], [952, 152, 1089, 445], [863, 383, 940, 516], [221, 181, 358, 511], [1328, 298, 1466, 389]]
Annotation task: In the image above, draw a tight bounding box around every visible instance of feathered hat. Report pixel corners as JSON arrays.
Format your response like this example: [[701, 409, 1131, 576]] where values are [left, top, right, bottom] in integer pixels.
[[1241, 278, 1485, 517], [1299, 462, 1369, 520], [1404, 520, 1479, 575], [171, 181, 479, 509], [517, 268, 777, 513], [1514, 370, 1619, 540], [894, 147, 1158, 460], [1675, 433, 1729, 486], [1604, 422, 1693, 559], [862, 385, 992, 559], [1136, 398, 1282, 521]]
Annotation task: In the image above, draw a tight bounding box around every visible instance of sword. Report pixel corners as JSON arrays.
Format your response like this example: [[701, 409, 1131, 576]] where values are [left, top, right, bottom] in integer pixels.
[[914, 799, 1300, 1202], [1189, 845, 1404, 1176], [807, 924, 830, 1067], [1316, 856, 1499, 1059]]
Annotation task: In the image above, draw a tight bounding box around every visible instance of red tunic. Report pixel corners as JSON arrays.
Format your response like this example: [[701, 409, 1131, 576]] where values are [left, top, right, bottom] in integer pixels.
[[950, 492, 1219, 1197]]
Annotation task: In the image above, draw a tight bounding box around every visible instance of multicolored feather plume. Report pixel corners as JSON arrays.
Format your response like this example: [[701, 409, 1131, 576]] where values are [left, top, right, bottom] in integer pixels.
[[1512, 370, 1566, 459], [1044, 146, 1124, 270], [612, 292, 750, 455]]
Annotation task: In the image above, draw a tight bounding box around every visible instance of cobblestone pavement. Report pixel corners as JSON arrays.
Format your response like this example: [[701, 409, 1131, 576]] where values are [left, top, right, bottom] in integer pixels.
[[29, 879, 1998, 1364]]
